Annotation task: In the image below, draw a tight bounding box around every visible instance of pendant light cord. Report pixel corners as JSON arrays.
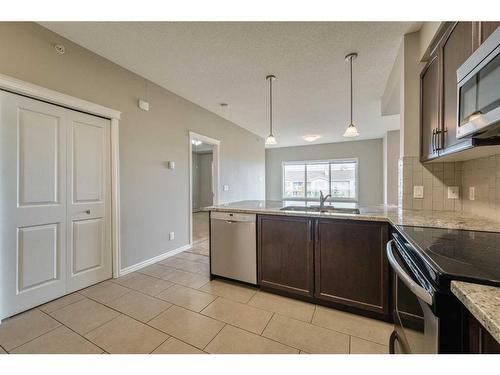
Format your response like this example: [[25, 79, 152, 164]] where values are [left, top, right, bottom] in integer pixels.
[[269, 77, 273, 135], [349, 55, 353, 125]]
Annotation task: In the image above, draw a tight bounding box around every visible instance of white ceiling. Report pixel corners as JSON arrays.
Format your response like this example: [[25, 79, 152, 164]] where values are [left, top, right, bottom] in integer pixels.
[[40, 22, 419, 147]]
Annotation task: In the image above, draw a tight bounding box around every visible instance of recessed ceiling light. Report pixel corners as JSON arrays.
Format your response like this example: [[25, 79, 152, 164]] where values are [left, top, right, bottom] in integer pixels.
[[302, 134, 322, 142]]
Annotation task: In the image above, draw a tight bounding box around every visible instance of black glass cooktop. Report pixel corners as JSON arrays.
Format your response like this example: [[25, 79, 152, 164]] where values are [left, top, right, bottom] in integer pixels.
[[396, 226, 500, 287]]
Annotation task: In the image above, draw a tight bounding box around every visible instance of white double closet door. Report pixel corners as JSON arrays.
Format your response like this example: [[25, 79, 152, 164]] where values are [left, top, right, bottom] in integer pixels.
[[0, 91, 112, 320]]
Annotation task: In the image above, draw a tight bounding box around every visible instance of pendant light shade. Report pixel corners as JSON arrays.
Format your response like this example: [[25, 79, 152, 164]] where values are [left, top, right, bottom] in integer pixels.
[[343, 53, 359, 138], [265, 134, 277, 145], [343, 123, 359, 137], [265, 74, 277, 145]]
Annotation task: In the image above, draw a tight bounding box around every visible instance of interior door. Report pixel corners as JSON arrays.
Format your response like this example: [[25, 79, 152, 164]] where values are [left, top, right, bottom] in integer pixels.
[[66, 111, 111, 292], [0, 91, 67, 319]]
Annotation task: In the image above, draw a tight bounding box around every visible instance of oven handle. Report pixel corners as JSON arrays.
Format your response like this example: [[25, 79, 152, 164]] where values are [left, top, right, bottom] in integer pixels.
[[386, 240, 433, 305]]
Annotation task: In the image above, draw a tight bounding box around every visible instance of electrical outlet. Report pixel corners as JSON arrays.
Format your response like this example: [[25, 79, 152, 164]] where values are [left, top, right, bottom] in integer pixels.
[[413, 186, 424, 199], [169, 232, 175, 240], [469, 186, 475, 201], [447, 186, 459, 199]]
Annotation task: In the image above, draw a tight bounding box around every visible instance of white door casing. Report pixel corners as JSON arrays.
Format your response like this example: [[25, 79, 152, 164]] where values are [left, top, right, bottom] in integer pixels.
[[0, 91, 112, 319]]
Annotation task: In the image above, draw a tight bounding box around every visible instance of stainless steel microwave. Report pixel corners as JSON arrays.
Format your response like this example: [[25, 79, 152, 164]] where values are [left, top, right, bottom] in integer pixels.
[[456, 27, 500, 139]]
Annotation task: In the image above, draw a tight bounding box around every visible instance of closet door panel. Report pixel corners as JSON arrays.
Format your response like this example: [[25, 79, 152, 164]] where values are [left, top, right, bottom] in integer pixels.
[[66, 111, 111, 292], [0, 91, 67, 319]]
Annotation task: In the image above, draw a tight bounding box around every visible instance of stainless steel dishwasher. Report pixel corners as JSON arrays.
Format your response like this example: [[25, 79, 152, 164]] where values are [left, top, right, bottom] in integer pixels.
[[210, 211, 257, 285]]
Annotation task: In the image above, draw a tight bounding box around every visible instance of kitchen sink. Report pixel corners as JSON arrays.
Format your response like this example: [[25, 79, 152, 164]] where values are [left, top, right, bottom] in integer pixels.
[[280, 206, 360, 214]]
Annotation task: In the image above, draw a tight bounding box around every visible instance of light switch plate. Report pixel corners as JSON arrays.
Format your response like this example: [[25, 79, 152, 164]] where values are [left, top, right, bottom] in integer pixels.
[[469, 186, 475, 201], [223, 185, 230, 191], [169, 232, 175, 240], [167, 161, 175, 170], [413, 185, 424, 199], [447, 186, 459, 199]]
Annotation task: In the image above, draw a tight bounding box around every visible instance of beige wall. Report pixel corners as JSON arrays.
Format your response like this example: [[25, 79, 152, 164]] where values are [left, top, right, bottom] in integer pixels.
[[383, 130, 400, 205], [0, 22, 265, 269], [265, 139, 384, 206]]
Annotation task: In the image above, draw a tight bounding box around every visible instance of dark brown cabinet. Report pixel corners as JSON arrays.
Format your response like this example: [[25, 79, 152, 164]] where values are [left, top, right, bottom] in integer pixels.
[[420, 21, 500, 162], [420, 55, 440, 162], [257, 215, 391, 320], [257, 215, 314, 297], [439, 22, 475, 155], [314, 219, 389, 315], [466, 311, 500, 354], [479, 21, 500, 44]]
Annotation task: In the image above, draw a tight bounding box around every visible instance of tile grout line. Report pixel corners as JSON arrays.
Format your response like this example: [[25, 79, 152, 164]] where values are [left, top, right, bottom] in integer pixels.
[[146, 304, 175, 324], [201, 323, 227, 352], [36, 309, 109, 354], [259, 312, 275, 336], [3, 313, 62, 353], [148, 335, 172, 354]]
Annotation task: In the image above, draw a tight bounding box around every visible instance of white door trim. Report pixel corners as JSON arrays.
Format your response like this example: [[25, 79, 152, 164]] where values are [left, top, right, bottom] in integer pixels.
[[188, 131, 220, 245], [0, 73, 122, 279]]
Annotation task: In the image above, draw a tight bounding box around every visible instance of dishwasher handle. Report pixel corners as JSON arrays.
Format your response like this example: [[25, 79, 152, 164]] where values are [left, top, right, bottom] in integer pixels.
[[211, 211, 256, 223]]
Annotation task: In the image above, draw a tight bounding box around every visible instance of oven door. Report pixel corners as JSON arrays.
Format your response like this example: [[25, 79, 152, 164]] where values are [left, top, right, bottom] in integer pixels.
[[387, 240, 439, 354]]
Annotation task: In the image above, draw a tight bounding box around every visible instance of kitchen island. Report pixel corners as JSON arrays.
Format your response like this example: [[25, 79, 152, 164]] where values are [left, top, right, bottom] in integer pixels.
[[207, 200, 500, 352], [206, 200, 500, 232]]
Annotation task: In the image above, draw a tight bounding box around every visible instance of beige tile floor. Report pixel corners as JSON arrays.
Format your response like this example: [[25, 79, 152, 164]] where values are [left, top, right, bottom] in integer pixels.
[[0, 243, 392, 354], [0, 216, 392, 354]]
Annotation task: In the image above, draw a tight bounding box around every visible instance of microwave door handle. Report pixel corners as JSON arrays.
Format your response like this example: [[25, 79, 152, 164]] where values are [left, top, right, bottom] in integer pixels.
[[386, 240, 433, 305]]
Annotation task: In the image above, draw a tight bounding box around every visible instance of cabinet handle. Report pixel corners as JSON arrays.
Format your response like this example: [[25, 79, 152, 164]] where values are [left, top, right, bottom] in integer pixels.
[[431, 129, 436, 153]]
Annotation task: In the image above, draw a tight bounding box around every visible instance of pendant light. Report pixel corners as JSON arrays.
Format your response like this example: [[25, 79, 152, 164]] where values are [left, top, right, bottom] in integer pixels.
[[343, 53, 359, 137], [265, 74, 277, 145]]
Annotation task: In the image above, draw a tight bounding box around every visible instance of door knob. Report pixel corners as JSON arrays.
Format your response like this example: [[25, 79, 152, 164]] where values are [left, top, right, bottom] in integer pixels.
[[84, 209, 91, 214]]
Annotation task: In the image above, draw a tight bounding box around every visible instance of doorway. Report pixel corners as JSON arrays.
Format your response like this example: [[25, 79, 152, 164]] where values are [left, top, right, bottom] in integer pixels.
[[189, 132, 220, 249]]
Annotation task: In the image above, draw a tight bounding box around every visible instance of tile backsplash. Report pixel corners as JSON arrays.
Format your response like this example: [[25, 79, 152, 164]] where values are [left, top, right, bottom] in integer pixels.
[[399, 154, 500, 221]]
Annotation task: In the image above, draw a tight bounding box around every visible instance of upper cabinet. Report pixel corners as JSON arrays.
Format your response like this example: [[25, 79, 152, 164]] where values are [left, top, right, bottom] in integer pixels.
[[420, 22, 500, 162], [420, 55, 440, 161], [440, 22, 475, 155], [480, 22, 500, 44]]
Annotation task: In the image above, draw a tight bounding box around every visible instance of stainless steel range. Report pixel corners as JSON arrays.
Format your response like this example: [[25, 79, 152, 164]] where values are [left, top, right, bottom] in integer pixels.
[[387, 226, 500, 354]]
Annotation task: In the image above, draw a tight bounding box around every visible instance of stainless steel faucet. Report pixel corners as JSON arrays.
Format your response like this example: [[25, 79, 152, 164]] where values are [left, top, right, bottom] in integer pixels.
[[319, 190, 332, 211]]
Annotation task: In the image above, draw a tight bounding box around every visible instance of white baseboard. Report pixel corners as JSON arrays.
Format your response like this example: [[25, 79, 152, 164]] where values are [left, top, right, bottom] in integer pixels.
[[118, 244, 192, 277]]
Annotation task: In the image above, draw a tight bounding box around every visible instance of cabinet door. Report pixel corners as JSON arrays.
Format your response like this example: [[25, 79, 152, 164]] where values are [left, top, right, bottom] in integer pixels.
[[315, 219, 389, 314], [258, 215, 314, 297], [441, 22, 474, 153], [420, 55, 440, 162], [467, 311, 500, 353], [480, 22, 500, 44]]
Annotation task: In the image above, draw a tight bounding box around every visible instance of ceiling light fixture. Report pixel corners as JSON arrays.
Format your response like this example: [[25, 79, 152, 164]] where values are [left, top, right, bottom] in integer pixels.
[[343, 53, 359, 138], [302, 134, 322, 142], [265, 74, 277, 145]]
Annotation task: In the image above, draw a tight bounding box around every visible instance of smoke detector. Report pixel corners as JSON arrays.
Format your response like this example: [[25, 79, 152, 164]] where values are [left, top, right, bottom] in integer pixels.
[[54, 44, 65, 55]]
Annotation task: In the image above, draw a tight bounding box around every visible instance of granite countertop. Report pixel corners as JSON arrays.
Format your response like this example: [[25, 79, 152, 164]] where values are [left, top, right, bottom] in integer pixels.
[[451, 281, 500, 343], [206, 200, 500, 232]]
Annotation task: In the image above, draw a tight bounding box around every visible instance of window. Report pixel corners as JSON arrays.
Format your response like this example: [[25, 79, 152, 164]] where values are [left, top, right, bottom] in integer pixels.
[[282, 159, 358, 202]]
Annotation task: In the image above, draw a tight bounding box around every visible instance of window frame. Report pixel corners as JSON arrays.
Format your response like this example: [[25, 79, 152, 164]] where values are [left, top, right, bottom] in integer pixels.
[[281, 158, 359, 202]]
